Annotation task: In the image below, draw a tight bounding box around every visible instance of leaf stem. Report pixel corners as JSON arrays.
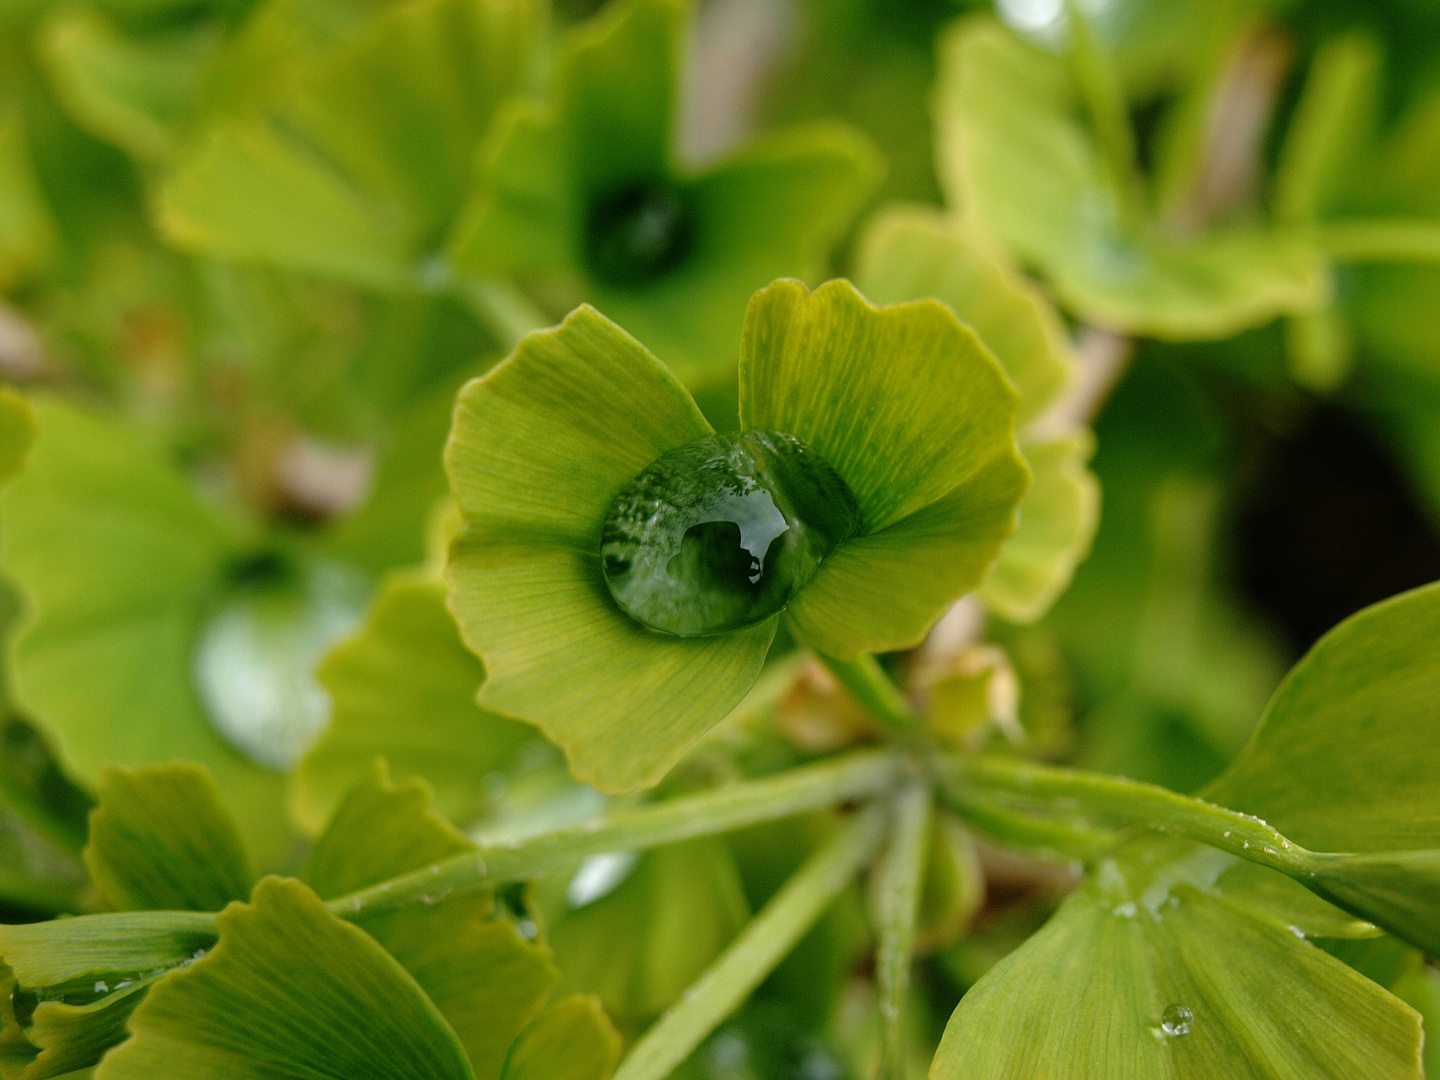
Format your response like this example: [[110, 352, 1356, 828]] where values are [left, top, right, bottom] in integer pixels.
[[815, 651, 921, 735], [948, 754, 1309, 878], [613, 803, 889, 1080], [328, 749, 904, 920], [1317, 219, 1440, 263], [933, 771, 1119, 864], [873, 781, 932, 1080]]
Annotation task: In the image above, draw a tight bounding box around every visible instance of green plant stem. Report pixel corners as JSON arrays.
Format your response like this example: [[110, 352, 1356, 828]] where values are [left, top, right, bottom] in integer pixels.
[[1318, 220, 1440, 263], [328, 749, 904, 920], [933, 771, 1119, 864], [613, 802, 889, 1080], [452, 276, 553, 351], [873, 781, 932, 1080], [815, 651, 921, 734], [949, 754, 1310, 878], [1064, 0, 1146, 228]]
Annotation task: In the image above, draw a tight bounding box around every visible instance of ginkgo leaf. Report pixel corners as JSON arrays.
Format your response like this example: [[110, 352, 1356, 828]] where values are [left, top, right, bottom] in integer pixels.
[[501, 995, 621, 1080], [547, 838, 750, 1026], [931, 836, 1423, 1080], [448, 0, 881, 383], [84, 764, 253, 913], [446, 305, 775, 794], [1204, 581, 1440, 952], [979, 432, 1100, 623], [0, 398, 291, 865], [94, 877, 476, 1080], [740, 278, 1029, 658], [37, 8, 217, 162], [295, 572, 533, 835], [934, 16, 1327, 340], [158, 0, 546, 288], [305, 764, 559, 1080], [851, 204, 1072, 427]]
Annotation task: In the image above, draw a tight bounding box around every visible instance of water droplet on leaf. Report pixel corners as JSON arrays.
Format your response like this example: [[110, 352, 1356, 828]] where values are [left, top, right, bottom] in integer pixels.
[[602, 431, 862, 636], [586, 180, 693, 286], [195, 559, 366, 770], [1160, 1004, 1193, 1037]]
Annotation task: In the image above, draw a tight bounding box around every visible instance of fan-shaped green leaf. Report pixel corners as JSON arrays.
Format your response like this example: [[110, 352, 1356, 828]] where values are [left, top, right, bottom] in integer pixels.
[[501, 996, 621, 1080], [305, 764, 559, 1080], [548, 838, 749, 1025], [934, 17, 1326, 340], [0, 399, 290, 864], [446, 305, 774, 793], [852, 205, 1072, 427], [159, 0, 545, 287], [448, 0, 880, 383], [931, 838, 1422, 1080], [979, 432, 1100, 623], [94, 877, 475, 1080], [84, 764, 253, 913], [296, 572, 532, 834]]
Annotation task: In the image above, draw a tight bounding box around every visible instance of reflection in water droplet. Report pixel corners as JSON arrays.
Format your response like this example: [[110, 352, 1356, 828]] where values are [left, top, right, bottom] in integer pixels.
[[1160, 1004, 1193, 1037], [195, 560, 366, 770], [602, 431, 861, 636], [586, 180, 693, 286]]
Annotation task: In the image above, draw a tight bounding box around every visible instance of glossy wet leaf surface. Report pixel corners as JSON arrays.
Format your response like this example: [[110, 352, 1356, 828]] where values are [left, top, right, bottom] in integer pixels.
[[601, 431, 860, 636], [932, 837, 1423, 1080]]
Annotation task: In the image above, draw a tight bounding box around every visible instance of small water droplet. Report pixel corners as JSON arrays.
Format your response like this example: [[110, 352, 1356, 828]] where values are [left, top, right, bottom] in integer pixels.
[[1113, 901, 1138, 919], [517, 919, 538, 940], [586, 181, 693, 286], [1160, 1004, 1193, 1037], [94, 981, 108, 994], [1288, 924, 1306, 939], [602, 431, 861, 636]]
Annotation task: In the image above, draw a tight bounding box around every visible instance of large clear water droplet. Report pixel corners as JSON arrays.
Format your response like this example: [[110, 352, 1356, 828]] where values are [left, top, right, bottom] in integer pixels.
[[194, 559, 366, 771], [602, 431, 861, 637], [585, 180, 693, 286], [1159, 1004, 1193, 1037]]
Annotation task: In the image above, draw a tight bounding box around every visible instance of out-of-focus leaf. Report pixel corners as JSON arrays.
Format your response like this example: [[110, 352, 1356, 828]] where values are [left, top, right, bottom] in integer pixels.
[[547, 837, 749, 1026], [931, 836, 1423, 1079], [0, 106, 57, 290], [500, 995, 621, 1080], [980, 432, 1100, 624], [0, 398, 292, 865], [934, 16, 1326, 340], [159, 0, 546, 288], [448, 0, 881, 384], [296, 573, 533, 834], [38, 9, 219, 162], [915, 811, 984, 953], [0, 391, 35, 484], [94, 876, 476, 1080], [84, 764, 253, 912], [852, 204, 1072, 427]]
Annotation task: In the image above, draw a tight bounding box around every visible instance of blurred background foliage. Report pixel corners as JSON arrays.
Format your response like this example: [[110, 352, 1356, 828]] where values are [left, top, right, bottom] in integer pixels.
[[1, 0, 1440, 1074]]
